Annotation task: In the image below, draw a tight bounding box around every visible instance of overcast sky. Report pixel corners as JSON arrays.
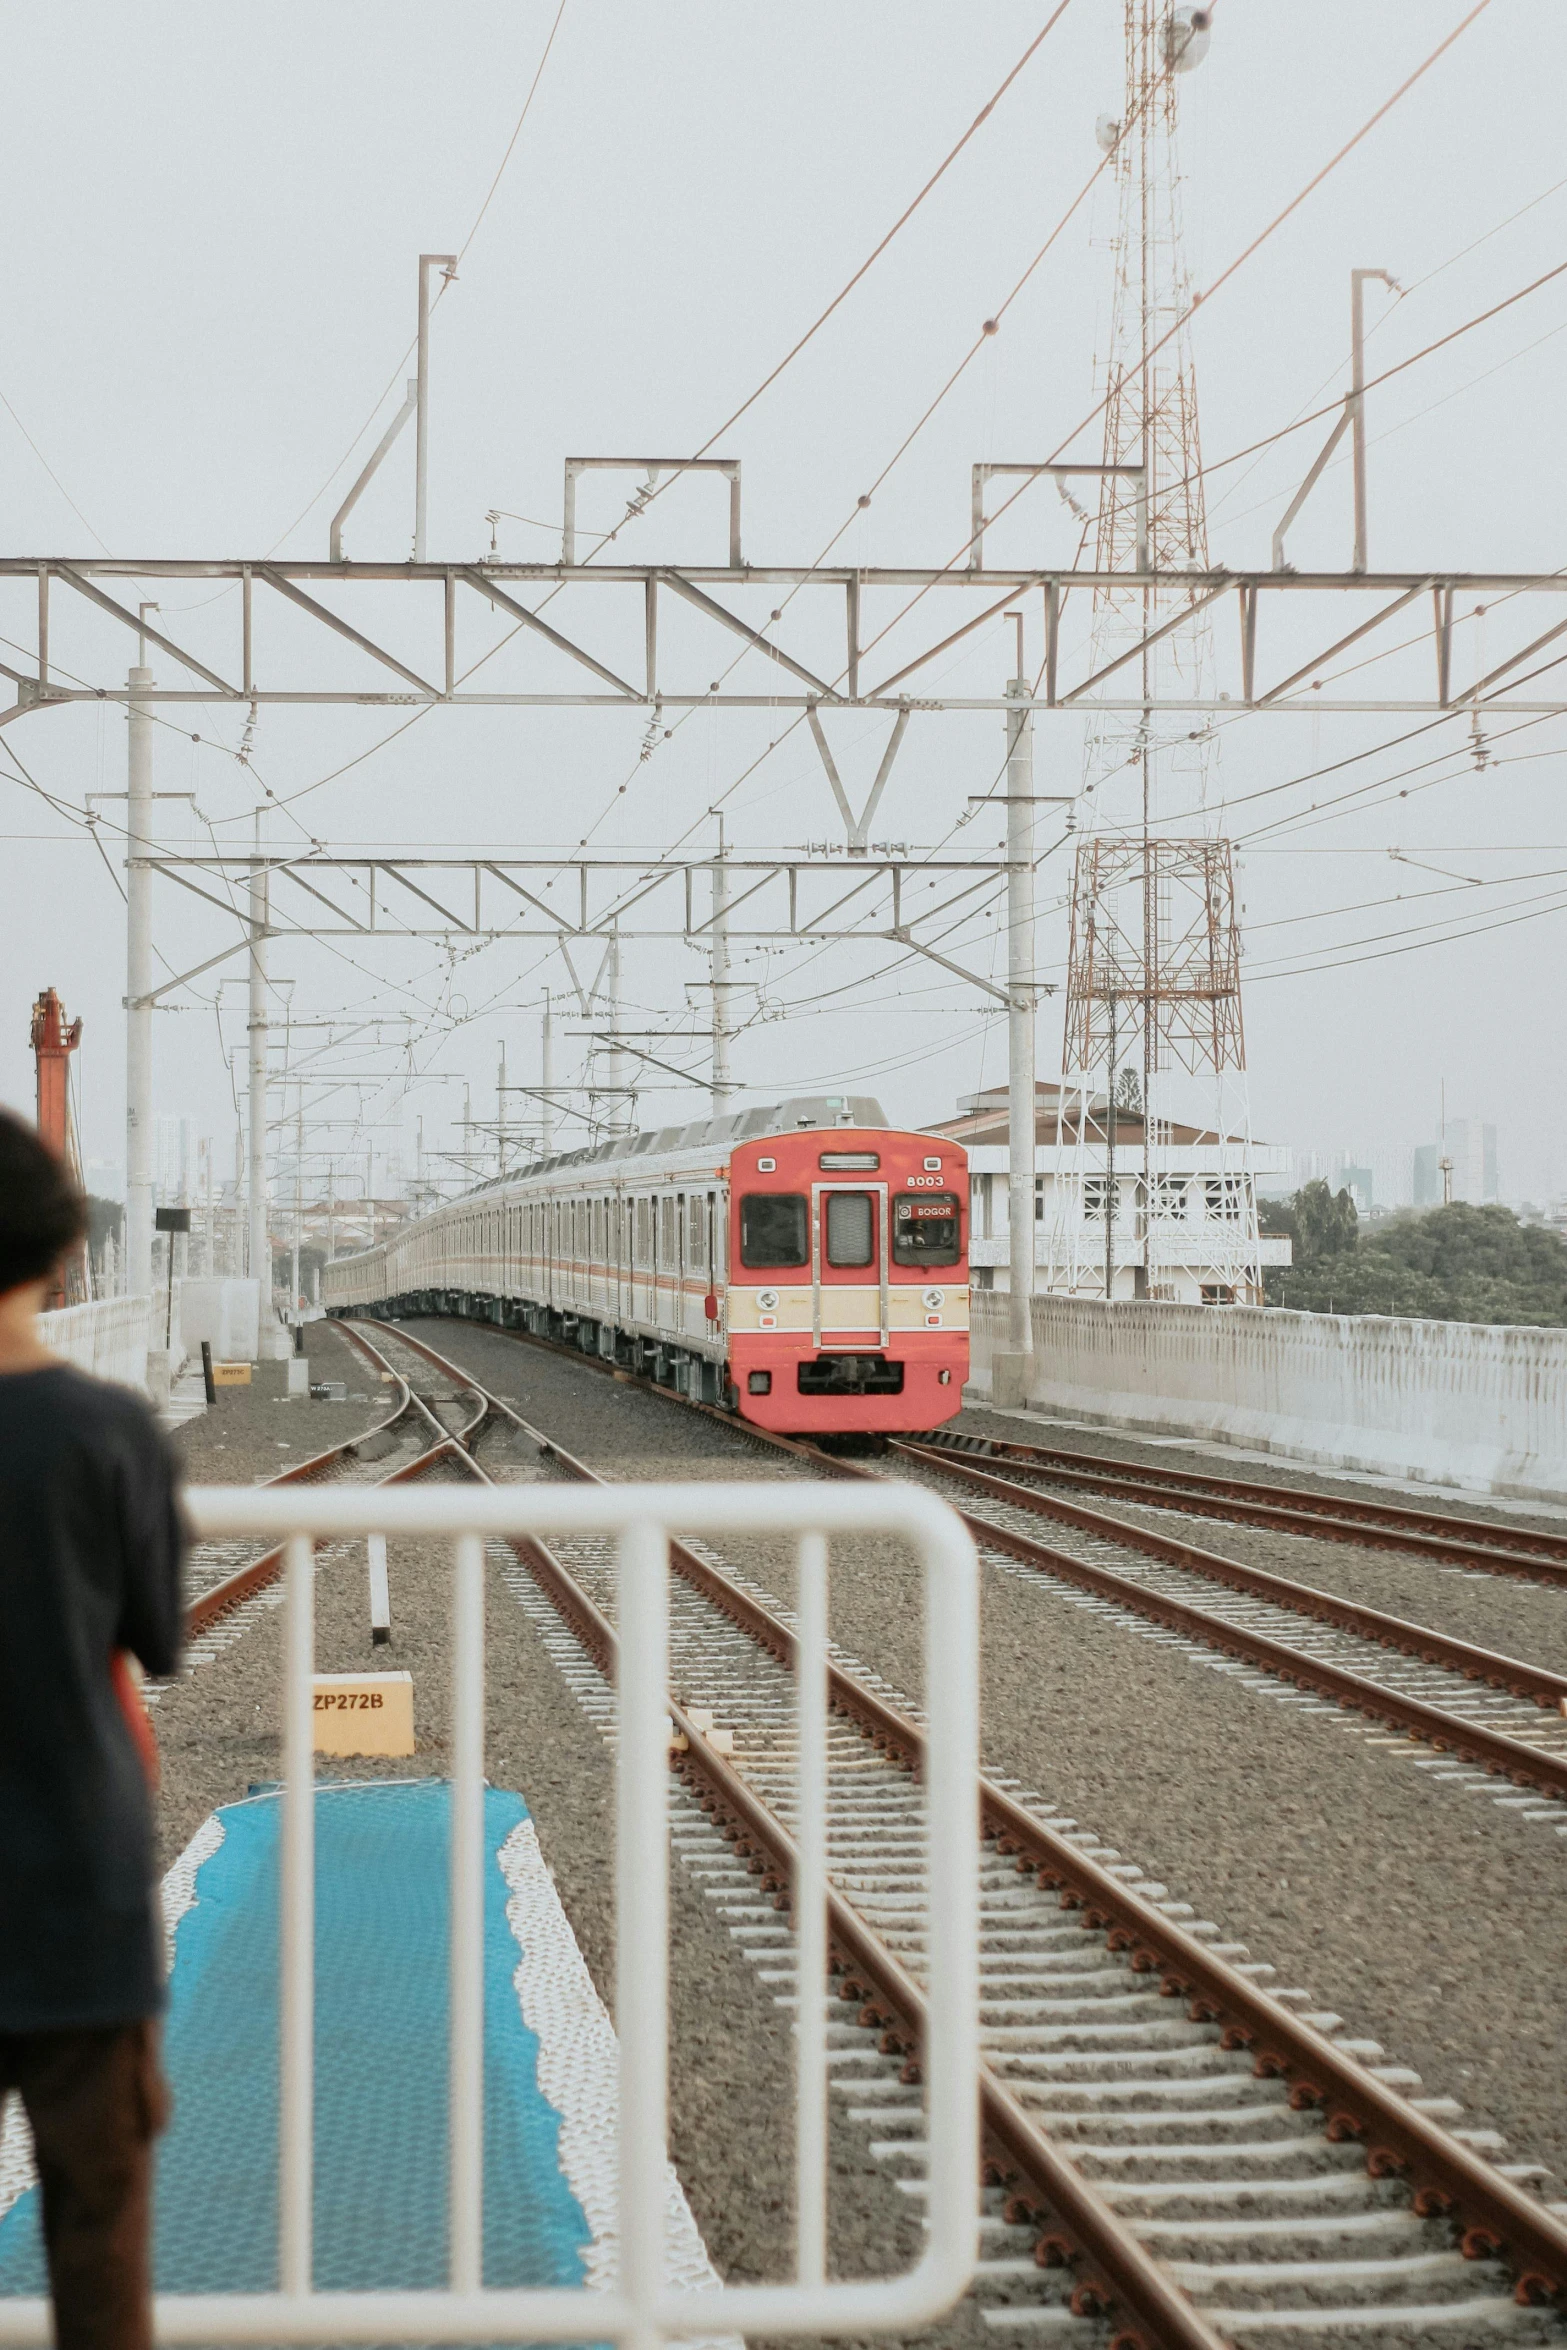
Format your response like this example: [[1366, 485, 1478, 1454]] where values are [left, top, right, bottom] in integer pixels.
[[3, 1, 1565, 1201]]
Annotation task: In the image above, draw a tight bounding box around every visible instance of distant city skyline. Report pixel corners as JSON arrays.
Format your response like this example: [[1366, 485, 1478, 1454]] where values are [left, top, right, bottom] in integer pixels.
[[1274, 1116, 1512, 1213]]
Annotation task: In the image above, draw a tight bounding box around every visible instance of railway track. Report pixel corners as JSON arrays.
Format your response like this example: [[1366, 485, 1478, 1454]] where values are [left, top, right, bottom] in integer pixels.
[[389, 1306, 1567, 1814], [363, 1317, 1567, 2349], [878, 1440, 1567, 1811], [181, 1327, 489, 1645], [928, 1430, 1567, 1592]]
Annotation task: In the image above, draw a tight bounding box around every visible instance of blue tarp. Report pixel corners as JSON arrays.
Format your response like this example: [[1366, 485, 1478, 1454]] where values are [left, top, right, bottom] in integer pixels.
[[0, 1781, 594, 2294]]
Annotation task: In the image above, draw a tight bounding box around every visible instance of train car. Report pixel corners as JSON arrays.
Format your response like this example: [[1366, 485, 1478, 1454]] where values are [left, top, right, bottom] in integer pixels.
[[322, 1093, 968, 1436]]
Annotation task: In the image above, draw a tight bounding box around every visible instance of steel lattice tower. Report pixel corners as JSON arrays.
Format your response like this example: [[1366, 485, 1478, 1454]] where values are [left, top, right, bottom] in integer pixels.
[[1055, 0, 1263, 1305]]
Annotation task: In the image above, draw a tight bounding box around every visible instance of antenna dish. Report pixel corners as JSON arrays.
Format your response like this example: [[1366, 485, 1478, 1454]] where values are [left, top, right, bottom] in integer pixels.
[[1095, 113, 1121, 153], [1164, 5, 1211, 71]]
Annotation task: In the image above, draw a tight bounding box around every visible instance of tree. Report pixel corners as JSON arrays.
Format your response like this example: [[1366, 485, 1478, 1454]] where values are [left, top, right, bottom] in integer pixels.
[[1292, 1179, 1358, 1265], [1112, 1066, 1143, 1116], [272, 1241, 328, 1305], [1268, 1200, 1567, 1326]]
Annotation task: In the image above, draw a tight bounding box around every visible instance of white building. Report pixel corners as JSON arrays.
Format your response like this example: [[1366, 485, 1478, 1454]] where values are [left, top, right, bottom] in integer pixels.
[[933, 1084, 1291, 1308]]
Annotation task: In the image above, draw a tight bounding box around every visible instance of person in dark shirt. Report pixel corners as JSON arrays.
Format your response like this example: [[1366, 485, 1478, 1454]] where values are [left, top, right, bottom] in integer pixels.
[[0, 1110, 184, 2350]]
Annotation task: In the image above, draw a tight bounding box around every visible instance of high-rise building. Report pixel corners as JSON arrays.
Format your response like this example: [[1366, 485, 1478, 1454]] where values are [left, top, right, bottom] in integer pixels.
[[1446, 1118, 1499, 1205], [1413, 1123, 1497, 1207]]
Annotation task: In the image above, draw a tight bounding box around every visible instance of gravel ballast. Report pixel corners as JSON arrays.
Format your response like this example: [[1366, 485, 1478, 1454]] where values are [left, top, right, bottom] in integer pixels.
[[953, 1400, 1567, 1673], [171, 1321, 386, 1488], [957, 1394, 1567, 1536], [396, 1315, 1567, 2195], [162, 1352, 932, 2327]]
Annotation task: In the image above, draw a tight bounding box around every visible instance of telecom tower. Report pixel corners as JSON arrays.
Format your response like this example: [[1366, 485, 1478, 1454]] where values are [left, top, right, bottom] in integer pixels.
[[1054, 0, 1262, 1305]]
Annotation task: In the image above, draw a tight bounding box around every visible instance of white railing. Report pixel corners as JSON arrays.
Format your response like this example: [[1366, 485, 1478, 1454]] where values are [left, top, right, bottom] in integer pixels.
[[0, 1483, 977, 2347]]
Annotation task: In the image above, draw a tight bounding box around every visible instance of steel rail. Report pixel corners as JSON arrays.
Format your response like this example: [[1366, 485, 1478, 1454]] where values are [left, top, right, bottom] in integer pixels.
[[896, 1440, 1567, 1712], [926, 1430, 1567, 1587], [824, 1444, 1567, 1802], [186, 1327, 486, 1636], [365, 1318, 1567, 2328], [373, 1312, 1567, 1783], [360, 1320, 1230, 2350]]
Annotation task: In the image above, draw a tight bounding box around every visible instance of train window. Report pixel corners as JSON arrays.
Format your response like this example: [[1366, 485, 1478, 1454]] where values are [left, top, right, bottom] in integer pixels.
[[825, 1191, 875, 1267], [740, 1193, 807, 1267], [893, 1192, 961, 1267]]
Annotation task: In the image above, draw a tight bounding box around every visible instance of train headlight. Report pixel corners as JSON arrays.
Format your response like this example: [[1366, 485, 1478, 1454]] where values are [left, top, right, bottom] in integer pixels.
[[922, 1287, 945, 1311], [757, 1288, 780, 1311]]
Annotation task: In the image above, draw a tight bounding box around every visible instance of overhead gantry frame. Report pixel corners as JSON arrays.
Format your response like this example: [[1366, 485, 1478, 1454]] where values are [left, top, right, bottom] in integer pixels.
[[7, 556, 1567, 723]]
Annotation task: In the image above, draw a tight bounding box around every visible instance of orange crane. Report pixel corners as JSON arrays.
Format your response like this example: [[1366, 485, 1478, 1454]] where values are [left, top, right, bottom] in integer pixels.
[[30, 986, 90, 1308]]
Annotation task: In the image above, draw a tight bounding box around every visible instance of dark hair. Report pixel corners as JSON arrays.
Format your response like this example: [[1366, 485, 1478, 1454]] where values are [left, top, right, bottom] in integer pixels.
[[0, 1109, 88, 1294]]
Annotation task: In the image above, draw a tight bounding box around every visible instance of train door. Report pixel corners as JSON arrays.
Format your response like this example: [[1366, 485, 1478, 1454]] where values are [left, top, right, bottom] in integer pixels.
[[810, 1182, 889, 1346], [712, 1187, 726, 1322], [612, 1192, 623, 1325], [699, 1190, 720, 1334]]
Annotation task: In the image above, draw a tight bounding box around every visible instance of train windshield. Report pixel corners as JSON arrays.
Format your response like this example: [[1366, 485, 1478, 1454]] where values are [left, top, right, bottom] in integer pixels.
[[740, 1192, 808, 1267], [893, 1192, 961, 1267], [825, 1191, 875, 1267]]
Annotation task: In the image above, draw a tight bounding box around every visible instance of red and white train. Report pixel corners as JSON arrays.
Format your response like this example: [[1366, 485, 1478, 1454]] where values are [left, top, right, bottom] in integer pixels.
[[322, 1094, 969, 1436]]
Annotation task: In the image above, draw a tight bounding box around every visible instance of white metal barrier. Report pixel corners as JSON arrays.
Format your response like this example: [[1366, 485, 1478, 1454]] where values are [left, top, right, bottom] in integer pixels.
[[0, 1482, 977, 2347]]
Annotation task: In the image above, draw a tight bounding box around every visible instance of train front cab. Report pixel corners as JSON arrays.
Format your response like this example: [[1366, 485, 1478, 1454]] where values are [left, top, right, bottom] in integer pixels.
[[726, 1128, 968, 1434]]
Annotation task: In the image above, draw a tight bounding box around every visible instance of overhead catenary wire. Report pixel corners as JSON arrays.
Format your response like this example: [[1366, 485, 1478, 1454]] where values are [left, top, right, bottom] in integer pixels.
[[841, 2, 1499, 694], [263, 0, 570, 559], [201, 19, 1104, 1132], [249, 6, 1138, 907], [570, 4, 1079, 568], [0, 386, 111, 553], [1171, 251, 1567, 516], [1247, 879, 1567, 986], [31, 6, 1550, 1161]]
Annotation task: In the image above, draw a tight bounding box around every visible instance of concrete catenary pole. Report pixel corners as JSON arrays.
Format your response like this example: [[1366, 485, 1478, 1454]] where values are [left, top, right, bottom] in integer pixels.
[[540, 990, 556, 1157], [247, 815, 272, 1335], [710, 817, 735, 1112], [203, 1135, 215, 1276], [605, 928, 629, 1132], [291, 1090, 303, 1324], [124, 663, 155, 1302], [997, 656, 1037, 1407], [497, 1037, 508, 1175]]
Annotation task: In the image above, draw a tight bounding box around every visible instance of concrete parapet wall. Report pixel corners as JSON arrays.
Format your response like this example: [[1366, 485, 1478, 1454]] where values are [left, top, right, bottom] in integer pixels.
[[968, 1290, 1567, 1501], [40, 1295, 152, 1394], [176, 1278, 261, 1364]]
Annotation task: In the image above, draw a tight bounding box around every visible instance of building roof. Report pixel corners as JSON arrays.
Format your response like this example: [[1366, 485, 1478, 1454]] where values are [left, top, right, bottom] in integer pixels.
[[929, 1082, 1235, 1151]]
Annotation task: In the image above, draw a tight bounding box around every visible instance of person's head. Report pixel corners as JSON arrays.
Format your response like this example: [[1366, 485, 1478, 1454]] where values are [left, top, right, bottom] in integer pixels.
[[0, 1109, 87, 1301]]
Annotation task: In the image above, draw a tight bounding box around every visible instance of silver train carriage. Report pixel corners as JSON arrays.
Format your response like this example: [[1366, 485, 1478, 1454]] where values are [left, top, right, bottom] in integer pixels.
[[322, 1093, 971, 1434]]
